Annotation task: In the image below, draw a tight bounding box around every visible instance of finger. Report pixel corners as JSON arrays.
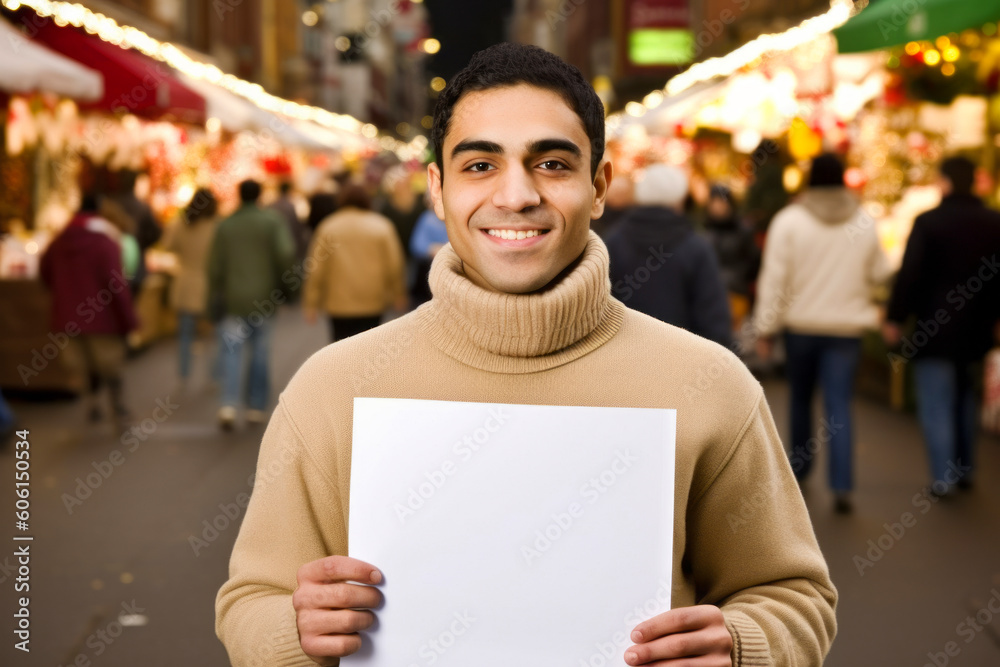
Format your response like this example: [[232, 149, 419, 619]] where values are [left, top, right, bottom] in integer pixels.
[[631, 606, 721, 644], [299, 632, 364, 661], [298, 608, 376, 636], [293, 582, 383, 612], [624, 627, 733, 665], [297, 555, 382, 585]]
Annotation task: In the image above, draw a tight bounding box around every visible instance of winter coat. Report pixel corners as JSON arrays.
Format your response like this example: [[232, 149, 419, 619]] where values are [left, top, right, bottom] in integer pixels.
[[606, 206, 732, 348]]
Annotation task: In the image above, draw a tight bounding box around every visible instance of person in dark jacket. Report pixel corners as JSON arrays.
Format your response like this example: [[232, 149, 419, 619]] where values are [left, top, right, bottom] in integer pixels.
[[883, 156, 1000, 495], [40, 193, 138, 423], [606, 164, 732, 347], [702, 184, 758, 333]]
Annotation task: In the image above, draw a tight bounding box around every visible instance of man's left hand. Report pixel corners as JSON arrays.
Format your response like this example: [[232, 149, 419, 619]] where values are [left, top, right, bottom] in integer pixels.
[[626, 605, 733, 666]]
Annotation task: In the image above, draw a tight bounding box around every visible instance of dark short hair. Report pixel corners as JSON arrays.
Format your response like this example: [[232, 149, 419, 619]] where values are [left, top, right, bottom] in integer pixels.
[[808, 153, 845, 188], [338, 183, 372, 210], [80, 192, 102, 213], [279, 181, 293, 196], [431, 42, 605, 178], [940, 156, 975, 195], [184, 188, 218, 224], [238, 180, 262, 203]]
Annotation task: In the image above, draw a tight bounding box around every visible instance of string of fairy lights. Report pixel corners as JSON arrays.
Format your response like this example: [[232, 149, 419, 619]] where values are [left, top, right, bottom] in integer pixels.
[[606, 0, 860, 130], [1, 0, 430, 160], [4, 0, 860, 157]]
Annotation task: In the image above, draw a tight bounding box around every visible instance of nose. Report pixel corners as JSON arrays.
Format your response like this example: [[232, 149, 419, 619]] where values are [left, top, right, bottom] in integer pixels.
[[491, 165, 542, 212]]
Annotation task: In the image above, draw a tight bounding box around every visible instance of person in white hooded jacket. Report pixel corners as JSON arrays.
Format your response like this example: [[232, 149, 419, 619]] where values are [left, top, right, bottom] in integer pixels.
[[753, 153, 892, 513]]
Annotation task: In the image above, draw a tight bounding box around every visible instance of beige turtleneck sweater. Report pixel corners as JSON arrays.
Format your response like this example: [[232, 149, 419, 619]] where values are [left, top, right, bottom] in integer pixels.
[[216, 234, 837, 666]]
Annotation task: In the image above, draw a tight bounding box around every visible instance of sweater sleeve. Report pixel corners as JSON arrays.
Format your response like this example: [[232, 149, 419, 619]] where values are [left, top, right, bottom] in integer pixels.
[[688, 392, 837, 666], [752, 213, 792, 338], [215, 400, 346, 666]]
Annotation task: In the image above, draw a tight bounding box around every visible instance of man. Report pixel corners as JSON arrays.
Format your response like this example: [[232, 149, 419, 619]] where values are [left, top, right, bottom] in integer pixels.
[[40, 193, 137, 423], [605, 164, 732, 347], [216, 44, 836, 666], [207, 179, 295, 430], [753, 154, 891, 514], [302, 182, 406, 341], [883, 156, 1000, 495]]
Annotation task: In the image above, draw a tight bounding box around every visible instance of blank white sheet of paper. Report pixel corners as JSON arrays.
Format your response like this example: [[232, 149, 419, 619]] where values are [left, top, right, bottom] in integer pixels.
[[346, 398, 676, 667]]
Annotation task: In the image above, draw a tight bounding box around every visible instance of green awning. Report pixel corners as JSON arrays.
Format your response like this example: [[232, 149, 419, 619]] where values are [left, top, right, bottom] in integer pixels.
[[834, 0, 1000, 53]]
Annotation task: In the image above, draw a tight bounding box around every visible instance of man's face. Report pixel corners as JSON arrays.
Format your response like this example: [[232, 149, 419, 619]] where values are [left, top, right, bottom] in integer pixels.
[[428, 84, 611, 294]]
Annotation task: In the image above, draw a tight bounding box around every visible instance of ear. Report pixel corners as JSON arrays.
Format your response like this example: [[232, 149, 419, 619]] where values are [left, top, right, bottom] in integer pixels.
[[590, 158, 613, 220], [427, 162, 447, 221]]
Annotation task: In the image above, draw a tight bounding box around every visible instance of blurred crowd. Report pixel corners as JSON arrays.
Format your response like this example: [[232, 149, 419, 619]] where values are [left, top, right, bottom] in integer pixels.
[[8, 146, 1000, 517]]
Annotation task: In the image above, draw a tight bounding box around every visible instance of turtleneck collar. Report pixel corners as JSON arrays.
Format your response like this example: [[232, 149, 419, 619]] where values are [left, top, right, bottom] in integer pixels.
[[417, 232, 625, 374]]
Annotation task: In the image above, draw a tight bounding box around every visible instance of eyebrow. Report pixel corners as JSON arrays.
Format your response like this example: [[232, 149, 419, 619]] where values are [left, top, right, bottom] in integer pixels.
[[450, 138, 584, 161], [527, 138, 582, 159], [451, 140, 504, 159]]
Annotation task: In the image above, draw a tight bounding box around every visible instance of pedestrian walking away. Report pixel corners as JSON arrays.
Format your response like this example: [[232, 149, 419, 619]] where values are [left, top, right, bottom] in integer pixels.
[[207, 179, 295, 431], [606, 164, 733, 348], [40, 193, 139, 425], [883, 155, 1000, 496], [753, 153, 892, 513]]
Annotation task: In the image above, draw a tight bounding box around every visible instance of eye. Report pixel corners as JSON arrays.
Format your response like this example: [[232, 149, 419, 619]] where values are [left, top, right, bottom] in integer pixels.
[[466, 162, 495, 173], [538, 160, 568, 171]]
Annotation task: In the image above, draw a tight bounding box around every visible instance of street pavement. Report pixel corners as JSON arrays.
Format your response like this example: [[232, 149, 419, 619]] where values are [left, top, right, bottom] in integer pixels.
[[0, 304, 998, 666]]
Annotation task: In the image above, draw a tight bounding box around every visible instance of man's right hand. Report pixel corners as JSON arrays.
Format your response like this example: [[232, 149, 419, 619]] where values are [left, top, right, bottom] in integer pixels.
[[293, 555, 383, 665]]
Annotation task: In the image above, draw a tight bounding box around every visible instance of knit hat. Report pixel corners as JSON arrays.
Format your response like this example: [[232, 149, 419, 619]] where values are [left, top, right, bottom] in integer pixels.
[[634, 164, 689, 208], [808, 154, 845, 188]]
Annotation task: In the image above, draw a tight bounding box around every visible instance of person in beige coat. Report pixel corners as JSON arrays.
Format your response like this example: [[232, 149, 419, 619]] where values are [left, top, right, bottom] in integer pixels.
[[164, 188, 221, 385], [302, 183, 406, 341]]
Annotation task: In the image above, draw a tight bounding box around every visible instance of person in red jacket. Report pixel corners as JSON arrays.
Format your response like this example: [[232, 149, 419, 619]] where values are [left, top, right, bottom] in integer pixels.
[[40, 193, 138, 423]]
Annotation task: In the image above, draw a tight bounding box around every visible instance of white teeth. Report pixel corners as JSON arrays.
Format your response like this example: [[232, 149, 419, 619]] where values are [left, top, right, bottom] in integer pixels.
[[487, 229, 542, 239]]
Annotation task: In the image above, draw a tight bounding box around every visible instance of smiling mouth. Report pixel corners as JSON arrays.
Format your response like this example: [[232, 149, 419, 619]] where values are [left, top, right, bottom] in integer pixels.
[[485, 229, 549, 240]]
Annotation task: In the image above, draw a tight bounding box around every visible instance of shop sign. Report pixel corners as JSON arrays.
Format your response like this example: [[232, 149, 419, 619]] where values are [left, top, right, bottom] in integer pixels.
[[626, 0, 692, 66]]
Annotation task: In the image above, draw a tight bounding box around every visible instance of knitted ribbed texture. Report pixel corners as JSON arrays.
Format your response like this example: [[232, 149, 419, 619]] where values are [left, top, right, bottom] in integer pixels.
[[726, 611, 773, 666], [419, 232, 625, 373]]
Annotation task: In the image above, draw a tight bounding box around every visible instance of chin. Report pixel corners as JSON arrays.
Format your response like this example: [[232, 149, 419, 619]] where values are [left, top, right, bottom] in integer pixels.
[[484, 273, 555, 295]]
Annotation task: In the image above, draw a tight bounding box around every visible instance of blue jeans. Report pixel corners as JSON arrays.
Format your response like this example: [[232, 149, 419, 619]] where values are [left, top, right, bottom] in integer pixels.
[[784, 333, 862, 492], [178, 311, 223, 381], [218, 315, 273, 411], [913, 359, 977, 490]]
